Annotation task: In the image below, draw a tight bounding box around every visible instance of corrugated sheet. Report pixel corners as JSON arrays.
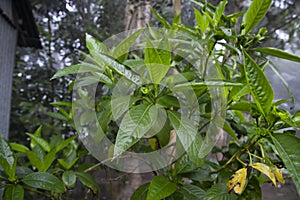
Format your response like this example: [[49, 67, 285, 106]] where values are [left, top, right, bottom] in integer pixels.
[[0, 16, 17, 139], [0, 0, 12, 20]]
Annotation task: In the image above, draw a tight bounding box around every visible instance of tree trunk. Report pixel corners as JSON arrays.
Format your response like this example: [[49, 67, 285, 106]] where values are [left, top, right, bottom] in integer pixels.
[[125, 0, 152, 31]]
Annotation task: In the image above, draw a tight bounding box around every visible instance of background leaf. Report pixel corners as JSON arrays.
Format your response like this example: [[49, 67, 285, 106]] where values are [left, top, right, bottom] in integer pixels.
[[253, 47, 300, 63], [205, 183, 237, 200], [271, 133, 300, 195], [182, 184, 206, 200], [3, 185, 24, 200]]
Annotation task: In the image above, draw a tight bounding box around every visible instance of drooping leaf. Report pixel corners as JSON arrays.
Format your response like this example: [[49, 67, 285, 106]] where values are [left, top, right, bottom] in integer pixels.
[[146, 176, 177, 200], [181, 184, 206, 200], [113, 28, 145, 63], [271, 133, 300, 194], [22, 172, 65, 193], [250, 163, 276, 186], [114, 104, 158, 157], [253, 47, 300, 63], [62, 171, 76, 189], [3, 184, 24, 200], [243, 50, 274, 117], [75, 172, 98, 194], [242, 0, 272, 35], [274, 166, 285, 184], [131, 183, 150, 200], [227, 168, 248, 195]]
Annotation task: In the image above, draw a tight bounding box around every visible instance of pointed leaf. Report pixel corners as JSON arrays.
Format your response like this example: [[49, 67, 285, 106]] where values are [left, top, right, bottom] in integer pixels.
[[26, 133, 51, 152], [213, 0, 228, 26], [150, 8, 171, 28], [146, 176, 176, 200], [243, 50, 274, 116], [271, 133, 300, 194], [194, 8, 208, 33], [250, 163, 276, 186], [242, 0, 272, 34], [113, 28, 145, 62], [75, 172, 98, 194], [22, 172, 65, 193], [114, 104, 158, 157], [86, 33, 108, 54], [253, 47, 300, 63], [144, 36, 171, 84]]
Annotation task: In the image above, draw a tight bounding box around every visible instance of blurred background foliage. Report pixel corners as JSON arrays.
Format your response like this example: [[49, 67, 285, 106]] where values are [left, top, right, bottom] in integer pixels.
[[9, 0, 300, 198]]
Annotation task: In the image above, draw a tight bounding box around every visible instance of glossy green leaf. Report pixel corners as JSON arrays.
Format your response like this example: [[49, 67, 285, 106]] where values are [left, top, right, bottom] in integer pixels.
[[95, 53, 142, 85], [194, 8, 208, 33], [113, 28, 145, 63], [144, 36, 171, 84], [175, 154, 196, 174], [243, 50, 274, 116], [146, 176, 177, 200], [75, 172, 98, 194], [213, 0, 228, 26], [26, 151, 43, 171], [242, 0, 272, 35], [3, 185, 24, 200], [86, 33, 108, 54], [26, 133, 51, 152], [22, 172, 65, 193], [41, 150, 57, 172], [62, 171, 76, 189], [205, 183, 236, 200], [271, 133, 300, 195], [253, 47, 300, 63], [131, 183, 149, 200], [182, 184, 206, 200], [114, 104, 158, 157]]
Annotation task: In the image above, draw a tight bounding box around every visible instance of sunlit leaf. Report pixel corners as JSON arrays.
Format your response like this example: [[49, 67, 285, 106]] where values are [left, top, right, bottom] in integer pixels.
[[250, 163, 276, 186]]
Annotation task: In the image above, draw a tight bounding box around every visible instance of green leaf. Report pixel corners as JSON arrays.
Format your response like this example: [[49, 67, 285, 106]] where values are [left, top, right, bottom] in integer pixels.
[[144, 36, 171, 84], [55, 135, 77, 153], [26, 133, 51, 152], [174, 81, 242, 90], [253, 47, 300, 63], [86, 33, 108, 54], [26, 151, 43, 171], [9, 143, 29, 153], [187, 134, 205, 168], [205, 183, 236, 200], [146, 176, 177, 200], [242, 0, 272, 35], [194, 8, 208, 33], [22, 172, 65, 193], [131, 183, 150, 200], [113, 28, 145, 63], [243, 50, 274, 117], [271, 133, 300, 195], [182, 184, 206, 200], [3, 185, 24, 200], [41, 150, 57, 172], [62, 171, 76, 189], [213, 0, 228, 26], [75, 172, 98, 194], [167, 110, 197, 152], [114, 104, 158, 157], [111, 96, 140, 121], [0, 137, 16, 179], [95, 53, 142, 85], [175, 154, 196, 174], [45, 112, 69, 121], [150, 8, 171, 28]]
